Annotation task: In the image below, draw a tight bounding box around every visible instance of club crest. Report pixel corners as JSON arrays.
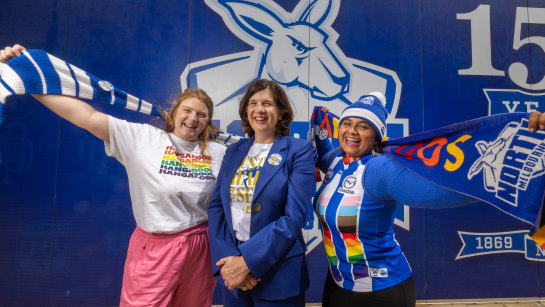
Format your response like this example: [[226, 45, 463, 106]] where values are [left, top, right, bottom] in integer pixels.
[[468, 118, 545, 207]]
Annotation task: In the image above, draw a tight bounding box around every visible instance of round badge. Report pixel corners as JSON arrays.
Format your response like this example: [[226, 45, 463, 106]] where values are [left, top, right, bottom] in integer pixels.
[[323, 169, 333, 184], [267, 153, 282, 166], [319, 129, 328, 140], [98, 80, 114, 92], [313, 125, 320, 136]]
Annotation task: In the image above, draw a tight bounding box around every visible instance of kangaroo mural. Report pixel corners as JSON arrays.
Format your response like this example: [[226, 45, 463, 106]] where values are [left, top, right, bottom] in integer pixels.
[[180, 0, 410, 251], [181, 0, 407, 137]]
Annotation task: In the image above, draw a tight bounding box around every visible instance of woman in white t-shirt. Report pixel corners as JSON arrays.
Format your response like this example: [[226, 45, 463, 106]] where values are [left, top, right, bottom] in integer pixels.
[[0, 44, 225, 307], [208, 79, 316, 306]]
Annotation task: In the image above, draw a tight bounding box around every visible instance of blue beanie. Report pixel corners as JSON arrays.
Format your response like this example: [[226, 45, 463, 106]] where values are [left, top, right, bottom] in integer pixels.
[[339, 92, 388, 139]]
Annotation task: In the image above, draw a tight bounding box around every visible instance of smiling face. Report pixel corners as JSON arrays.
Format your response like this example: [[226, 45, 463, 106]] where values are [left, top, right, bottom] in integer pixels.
[[246, 88, 281, 143], [339, 117, 377, 159], [172, 97, 210, 142]]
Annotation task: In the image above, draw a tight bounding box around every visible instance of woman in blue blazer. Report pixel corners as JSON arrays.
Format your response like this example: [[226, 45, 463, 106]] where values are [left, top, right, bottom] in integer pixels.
[[207, 79, 316, 306]]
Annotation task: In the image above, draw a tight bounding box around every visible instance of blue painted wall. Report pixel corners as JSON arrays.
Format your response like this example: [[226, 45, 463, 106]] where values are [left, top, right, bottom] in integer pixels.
[[1, 0, 544, 305]]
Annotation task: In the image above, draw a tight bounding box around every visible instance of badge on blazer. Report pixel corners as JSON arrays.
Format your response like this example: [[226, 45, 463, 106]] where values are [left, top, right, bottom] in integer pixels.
[[267, 153, 282, 166]]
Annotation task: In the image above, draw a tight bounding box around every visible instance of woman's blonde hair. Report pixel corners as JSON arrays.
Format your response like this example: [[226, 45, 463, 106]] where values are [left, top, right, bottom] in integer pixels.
[[163, 88, 218, 157]]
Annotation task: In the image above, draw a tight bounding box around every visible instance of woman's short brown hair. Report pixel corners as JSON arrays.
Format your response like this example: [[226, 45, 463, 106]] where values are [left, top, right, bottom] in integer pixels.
[[163, 88, 218, 156], [239, 79, 294, 138]]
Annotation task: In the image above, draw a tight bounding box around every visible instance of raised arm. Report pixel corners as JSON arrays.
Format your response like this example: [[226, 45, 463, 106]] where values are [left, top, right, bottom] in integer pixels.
[[364, 155, 478, 208], [365, 111, 545, 208], [312, 107, 338, 172], [1, 45, 109, 142], [31, 94, 109, 142]]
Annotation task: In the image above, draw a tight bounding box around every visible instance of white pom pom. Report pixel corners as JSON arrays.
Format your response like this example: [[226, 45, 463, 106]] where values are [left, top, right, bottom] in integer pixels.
[[369, 91, 386, 107]]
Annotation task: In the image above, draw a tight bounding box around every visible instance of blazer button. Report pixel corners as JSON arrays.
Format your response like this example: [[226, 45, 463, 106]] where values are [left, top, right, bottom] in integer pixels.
[[252, 203, 262, 212]]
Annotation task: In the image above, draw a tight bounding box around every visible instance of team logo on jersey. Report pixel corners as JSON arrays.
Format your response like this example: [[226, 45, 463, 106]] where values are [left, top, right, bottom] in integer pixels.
[[369, 267, 388, 278], [467, 118, 545, 207], [323, 168, 334, 185], [343, 176, 357, 189], [338, 175, 357, 194]]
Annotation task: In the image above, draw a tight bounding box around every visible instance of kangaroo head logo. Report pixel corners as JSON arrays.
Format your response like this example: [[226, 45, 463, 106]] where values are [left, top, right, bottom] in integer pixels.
[[217, 0, 349, 100], [181, 0, 407, 137]]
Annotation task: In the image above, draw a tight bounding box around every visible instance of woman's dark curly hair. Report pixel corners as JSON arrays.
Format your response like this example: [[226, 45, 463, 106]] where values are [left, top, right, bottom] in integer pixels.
[[239, 79, 294, 138]]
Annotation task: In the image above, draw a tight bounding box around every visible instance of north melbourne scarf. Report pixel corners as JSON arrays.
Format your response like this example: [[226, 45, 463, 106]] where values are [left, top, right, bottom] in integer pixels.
[[309, 106, 545, 247]]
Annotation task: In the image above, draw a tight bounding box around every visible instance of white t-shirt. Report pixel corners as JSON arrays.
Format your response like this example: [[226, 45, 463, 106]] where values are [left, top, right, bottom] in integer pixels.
[[105, 116, 226, 233], [229, 143, 272, 241]]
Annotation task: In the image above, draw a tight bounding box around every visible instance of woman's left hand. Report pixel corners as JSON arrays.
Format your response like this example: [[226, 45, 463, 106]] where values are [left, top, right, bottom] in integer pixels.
[[236, 273, 260, 291], [528, 111, 545, 132], [0, 44, 25, 63], [216, 256, 252, 290]]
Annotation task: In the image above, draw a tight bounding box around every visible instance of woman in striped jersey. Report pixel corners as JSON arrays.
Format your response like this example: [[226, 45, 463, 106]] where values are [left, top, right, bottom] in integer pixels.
[[313, 93, 545, 307]]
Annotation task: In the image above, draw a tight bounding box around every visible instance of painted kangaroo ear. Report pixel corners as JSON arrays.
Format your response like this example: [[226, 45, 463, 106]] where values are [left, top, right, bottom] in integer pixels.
[[220, 0, 284, 43], [297, 0, 334, 26], [475, 141, 489, 155]]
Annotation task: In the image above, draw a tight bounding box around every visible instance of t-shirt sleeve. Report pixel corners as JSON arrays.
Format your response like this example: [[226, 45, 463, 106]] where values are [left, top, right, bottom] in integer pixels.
[[207, 141, 227, 178], [363, 154, 478, 208], [104, 115, 149, 165]]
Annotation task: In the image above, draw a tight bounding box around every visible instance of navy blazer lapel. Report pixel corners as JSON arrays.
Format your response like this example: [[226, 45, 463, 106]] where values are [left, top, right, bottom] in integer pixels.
[[253, 136, 288, 201], [223, 139, 254, 184]]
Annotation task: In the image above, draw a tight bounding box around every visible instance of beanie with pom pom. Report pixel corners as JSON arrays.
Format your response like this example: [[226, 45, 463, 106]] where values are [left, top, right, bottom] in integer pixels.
[[339, 92, 389, 139]]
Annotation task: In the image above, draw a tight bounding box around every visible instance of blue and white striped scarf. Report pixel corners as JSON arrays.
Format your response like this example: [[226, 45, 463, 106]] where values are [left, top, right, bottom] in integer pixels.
[[0, 49, 241, 146], [0, 49, 160, 117]]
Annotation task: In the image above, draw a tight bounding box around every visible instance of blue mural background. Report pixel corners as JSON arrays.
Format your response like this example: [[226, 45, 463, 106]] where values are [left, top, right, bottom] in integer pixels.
[[1, 0, 545, 305]]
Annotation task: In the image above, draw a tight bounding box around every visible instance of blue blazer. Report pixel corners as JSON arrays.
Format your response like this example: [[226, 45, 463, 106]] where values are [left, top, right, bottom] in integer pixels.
[[207, 135, 315, 300]]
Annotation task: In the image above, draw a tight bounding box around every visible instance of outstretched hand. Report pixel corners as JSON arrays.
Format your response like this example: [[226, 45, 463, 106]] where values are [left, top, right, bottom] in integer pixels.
[[0, 44, 25, 63], [528, 111, 545, 133]]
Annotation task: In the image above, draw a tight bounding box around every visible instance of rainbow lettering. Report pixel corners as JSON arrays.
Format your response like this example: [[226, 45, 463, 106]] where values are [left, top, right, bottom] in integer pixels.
[[158, 146, 215, 180]]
